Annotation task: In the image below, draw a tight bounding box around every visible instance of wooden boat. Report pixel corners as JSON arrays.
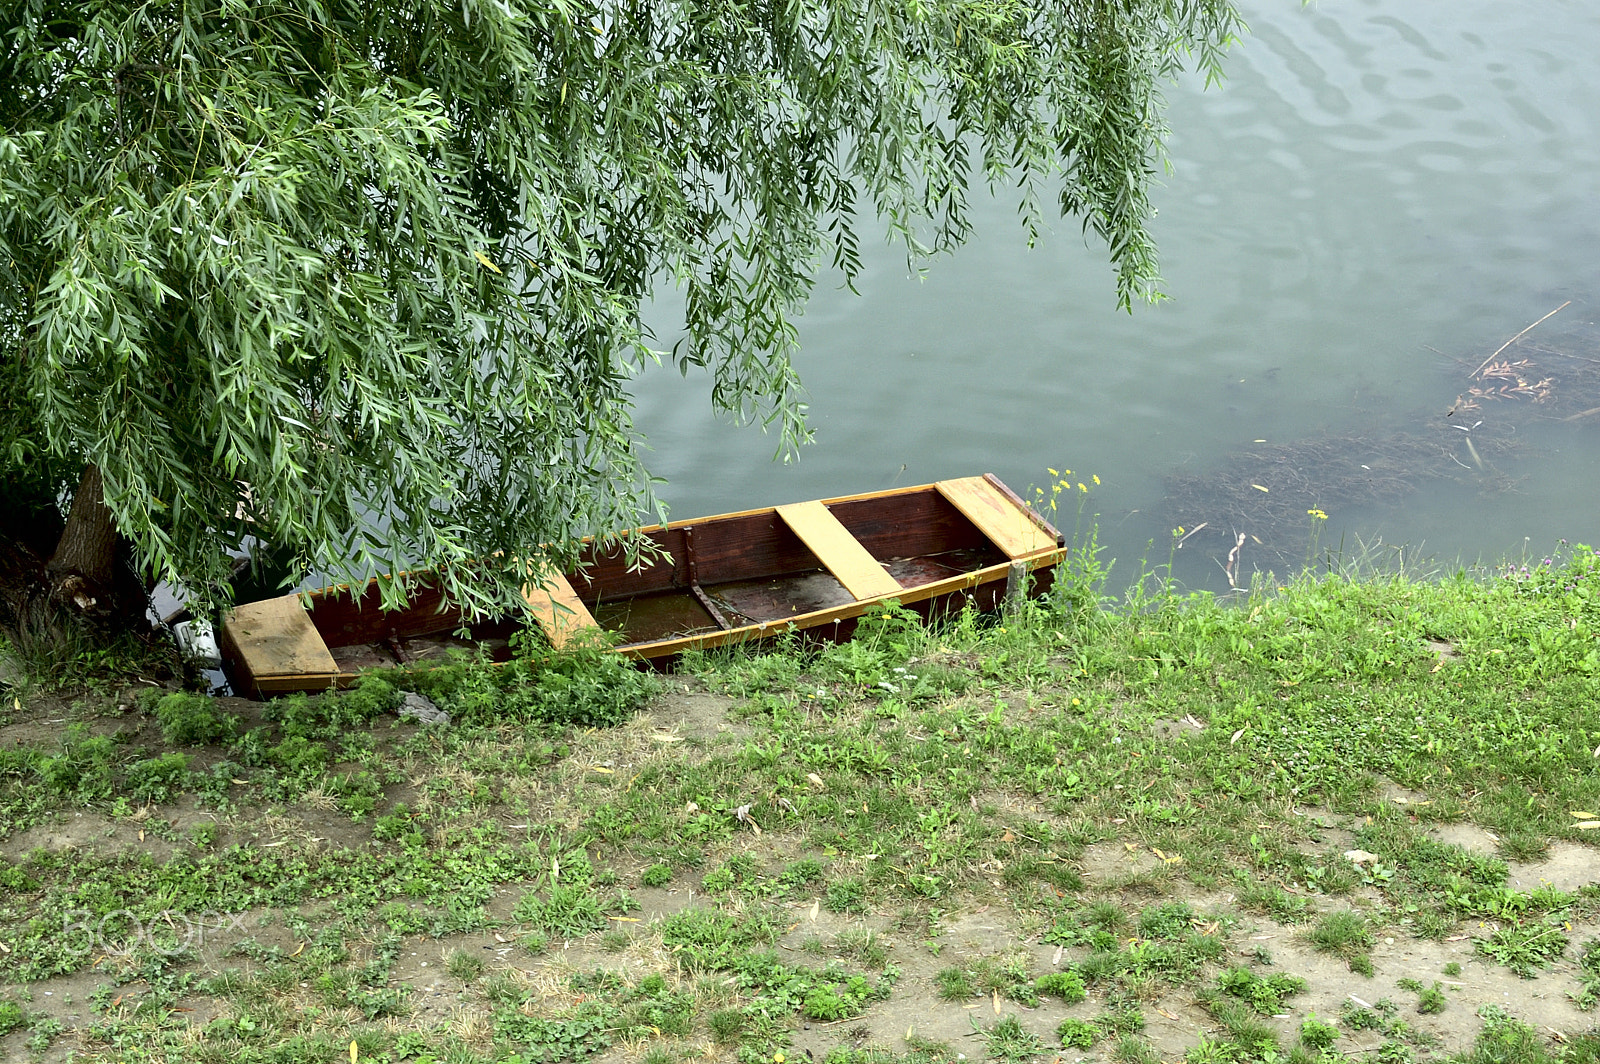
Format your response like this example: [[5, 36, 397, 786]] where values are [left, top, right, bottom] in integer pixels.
[[219, 474, 1064, 698]]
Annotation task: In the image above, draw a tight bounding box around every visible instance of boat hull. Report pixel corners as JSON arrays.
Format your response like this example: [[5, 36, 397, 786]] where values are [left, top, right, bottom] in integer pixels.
[[220, 474, 1064, 698]]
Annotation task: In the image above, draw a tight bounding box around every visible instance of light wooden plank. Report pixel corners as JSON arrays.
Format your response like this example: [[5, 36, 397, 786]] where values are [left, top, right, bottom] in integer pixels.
[[776, 500, 903, 601], [523, 571, 600, 649], [224, 594, 338, 678], [936, 476, 1059, 559]]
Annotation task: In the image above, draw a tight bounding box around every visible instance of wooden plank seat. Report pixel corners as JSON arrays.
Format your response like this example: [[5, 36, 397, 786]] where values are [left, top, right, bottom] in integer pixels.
[[776, 500, 903, 601], [523, 570, 601, 649], [935, 476, 1060, 559], [224, 593, 339, 693]]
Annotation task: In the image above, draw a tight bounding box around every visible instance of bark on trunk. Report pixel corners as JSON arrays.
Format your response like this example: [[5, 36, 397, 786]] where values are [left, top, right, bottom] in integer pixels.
[[47, 465, 118, 612], [43, 464, 151, 632]]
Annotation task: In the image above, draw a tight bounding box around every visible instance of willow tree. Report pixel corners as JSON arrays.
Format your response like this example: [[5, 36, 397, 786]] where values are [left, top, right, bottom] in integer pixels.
[[0, 0, 1240, 649]]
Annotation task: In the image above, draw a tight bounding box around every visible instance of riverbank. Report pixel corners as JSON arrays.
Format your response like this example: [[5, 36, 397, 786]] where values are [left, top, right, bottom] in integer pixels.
[[2, 545, 1598, 1063]]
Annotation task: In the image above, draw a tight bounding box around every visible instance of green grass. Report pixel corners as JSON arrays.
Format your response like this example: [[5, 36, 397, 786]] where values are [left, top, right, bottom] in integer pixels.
[[3, 539, 1600, 1060]]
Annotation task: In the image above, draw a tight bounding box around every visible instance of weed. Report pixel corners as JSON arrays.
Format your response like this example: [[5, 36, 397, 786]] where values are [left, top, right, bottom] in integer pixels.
[[1115, 1037, 1164, 1064], [658, 907, 779, 970], [1215, 966, 1307, 1014], [153, 692, 236, 745], [836, 927, 888, 969], [1137, 900, 1198, 940], [1456, 1005, 1556, 1064], [707, 1007, 744, 1044], [1417, 982, 1447, 1014], [514, 883, 609, 938], [971, 952, 1041, 1006], [1573, 939, 1600, 1010], [1300, 1014, 1339, 1049], [1238, 879, 1314, 924], [1478, 919, 1569, 978], [1204, 995, 1280, 1056], [1098, 1007, 1146, 1034], [641, 862, 673, 887], [1058, 1017, 1101, 1048], [1035, 969, 1088, 1004]]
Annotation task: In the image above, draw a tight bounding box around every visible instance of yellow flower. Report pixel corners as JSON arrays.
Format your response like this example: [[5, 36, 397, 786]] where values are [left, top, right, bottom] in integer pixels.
[[1048, 468, 1059, 477], [1092, 474, 1100, 485], [1071, 698, 1081, 706], [1307, 508, 1328, 521], [1078, 482, 1087, 493]]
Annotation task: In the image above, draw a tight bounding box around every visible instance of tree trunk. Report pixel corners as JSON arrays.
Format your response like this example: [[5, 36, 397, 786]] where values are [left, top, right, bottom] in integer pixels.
[[48, 465, 115, 610], [0, 466, 164, 683], [44, 464, 151, 631]]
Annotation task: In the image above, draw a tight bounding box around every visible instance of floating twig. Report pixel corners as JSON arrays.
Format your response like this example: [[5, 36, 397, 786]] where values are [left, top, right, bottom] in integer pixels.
[[1471, 301, 1570, 378]]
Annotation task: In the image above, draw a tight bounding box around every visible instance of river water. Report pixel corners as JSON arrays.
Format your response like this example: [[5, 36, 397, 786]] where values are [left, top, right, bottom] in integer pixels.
[[632, 0, 1600, 592]]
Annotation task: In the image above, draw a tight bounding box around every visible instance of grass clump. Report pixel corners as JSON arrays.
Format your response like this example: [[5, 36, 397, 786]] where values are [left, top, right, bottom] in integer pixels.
[[1417, 982, 1447, 1014], [935, 966, 977, 1001], [1308, 911, 1375, 974], [1115, 1037, 1164, 1064], [1573, 940, 1600, 1010], [976, 1013, 1045, 1062]]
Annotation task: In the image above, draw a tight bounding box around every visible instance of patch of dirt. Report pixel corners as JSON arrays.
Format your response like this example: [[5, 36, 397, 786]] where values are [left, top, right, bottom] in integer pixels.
[[1151, 716, 1206, 740], [1289, 805, 1359, 857], [938, 908, 1024, 958], [1508, 841, 1600, 892], [1377, 780, 1432, 808], [645, 684, 749, 743], [1428, 822, 1501, 855], [623, 886, 702, 923], [1079, 841, 1165, 885], [3, 794, 228, 863]]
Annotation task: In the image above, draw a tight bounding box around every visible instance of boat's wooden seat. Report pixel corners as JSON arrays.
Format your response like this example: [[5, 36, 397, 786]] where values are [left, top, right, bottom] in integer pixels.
[[776, 500, 903, 600], [524, 571, 601, 648], [936, 476, 1060, 558], [224, 593, 340, 692]]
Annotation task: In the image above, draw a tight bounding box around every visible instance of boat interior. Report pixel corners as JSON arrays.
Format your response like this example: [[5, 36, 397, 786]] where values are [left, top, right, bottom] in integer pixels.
[[300, 479, 1048, 669]]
